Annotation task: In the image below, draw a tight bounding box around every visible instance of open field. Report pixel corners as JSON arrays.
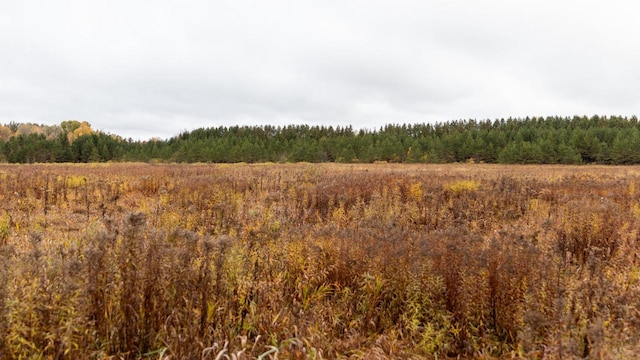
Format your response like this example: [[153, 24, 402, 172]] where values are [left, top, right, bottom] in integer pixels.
[[1, 163, 640, 358]]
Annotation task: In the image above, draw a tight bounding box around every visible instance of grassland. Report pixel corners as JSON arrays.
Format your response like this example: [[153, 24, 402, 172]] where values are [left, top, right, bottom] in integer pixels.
[[1, 163, 640, 359]]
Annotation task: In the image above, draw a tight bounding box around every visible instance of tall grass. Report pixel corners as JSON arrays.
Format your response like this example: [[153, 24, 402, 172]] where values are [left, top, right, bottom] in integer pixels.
[[0, 163, 639, 358]]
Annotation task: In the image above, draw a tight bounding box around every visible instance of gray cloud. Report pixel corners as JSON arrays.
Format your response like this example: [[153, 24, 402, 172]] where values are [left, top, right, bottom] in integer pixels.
[[1, 0, 639, 139]]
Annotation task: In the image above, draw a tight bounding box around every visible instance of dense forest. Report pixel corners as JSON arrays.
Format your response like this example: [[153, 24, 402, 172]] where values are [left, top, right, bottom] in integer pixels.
[[2, 115, 640, 164]]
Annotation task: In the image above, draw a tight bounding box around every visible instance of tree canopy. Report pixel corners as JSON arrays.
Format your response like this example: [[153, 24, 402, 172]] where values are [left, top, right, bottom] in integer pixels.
[[1, 116, 640, 164]]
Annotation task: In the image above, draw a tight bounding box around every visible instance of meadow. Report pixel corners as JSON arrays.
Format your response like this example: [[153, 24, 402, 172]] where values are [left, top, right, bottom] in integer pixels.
[[1, 163, 640, 359]]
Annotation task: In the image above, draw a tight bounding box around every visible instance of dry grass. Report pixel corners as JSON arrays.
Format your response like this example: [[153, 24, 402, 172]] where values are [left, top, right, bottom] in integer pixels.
[[1, 162, 640, 358]]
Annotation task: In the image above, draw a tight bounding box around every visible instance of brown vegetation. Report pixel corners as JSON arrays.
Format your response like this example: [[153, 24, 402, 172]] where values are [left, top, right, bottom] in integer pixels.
[[1, 163, 640, 358]]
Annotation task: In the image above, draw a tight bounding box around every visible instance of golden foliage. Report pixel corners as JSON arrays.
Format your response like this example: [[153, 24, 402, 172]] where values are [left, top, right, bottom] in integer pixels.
[[444, 179, 480, 193], [0, 125, 12, 141]]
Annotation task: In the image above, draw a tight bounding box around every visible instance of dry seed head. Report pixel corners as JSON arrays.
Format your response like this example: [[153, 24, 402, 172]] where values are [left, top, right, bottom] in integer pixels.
[[29, 231, 43, 246], [202, 236, 215, 253], [126, 211, 147, 227], [67, 256, 82, 276], [97, 230, 117, 247], [84, 244, 104, 264], [216, 235, 233, 252], [103, 215, 117, 232], [170, 228, 199, 245]]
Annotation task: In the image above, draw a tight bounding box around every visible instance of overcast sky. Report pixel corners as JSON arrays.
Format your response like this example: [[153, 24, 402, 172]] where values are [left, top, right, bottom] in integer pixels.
[[1, 1, 639, 140]]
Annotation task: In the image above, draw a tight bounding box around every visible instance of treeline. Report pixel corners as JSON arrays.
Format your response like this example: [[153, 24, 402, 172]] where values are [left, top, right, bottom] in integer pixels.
[[2, 115, 640, 164], [0, 121, 125, 163]]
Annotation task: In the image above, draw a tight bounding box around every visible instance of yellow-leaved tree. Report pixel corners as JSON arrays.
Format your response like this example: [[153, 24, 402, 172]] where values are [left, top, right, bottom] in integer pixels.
[[0, 125, 12, 141], [15, 123, 44, 136], [62, 120, 93, 143]]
